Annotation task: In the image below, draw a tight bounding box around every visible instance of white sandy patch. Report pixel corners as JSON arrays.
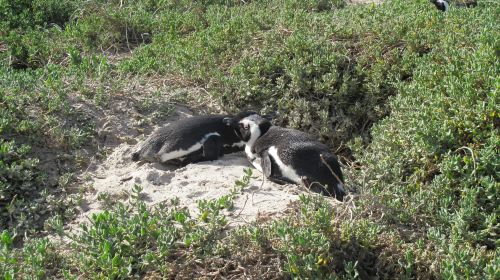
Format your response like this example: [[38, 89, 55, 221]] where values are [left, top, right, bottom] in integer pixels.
[[68, 106, 319, 229], [73, 147, 308, 228]]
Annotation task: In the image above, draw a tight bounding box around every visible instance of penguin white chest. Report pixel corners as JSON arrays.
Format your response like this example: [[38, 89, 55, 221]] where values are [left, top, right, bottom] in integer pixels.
[[267, 146, 301, 184]]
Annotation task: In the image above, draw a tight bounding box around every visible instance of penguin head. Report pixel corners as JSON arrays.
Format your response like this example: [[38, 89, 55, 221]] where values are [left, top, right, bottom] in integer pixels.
[[223, 111, 257, 139], [430, 0, 449, 12], [223, 111, 255, 126], [237, 114, 272, 143], [223, 112, 272, 142]]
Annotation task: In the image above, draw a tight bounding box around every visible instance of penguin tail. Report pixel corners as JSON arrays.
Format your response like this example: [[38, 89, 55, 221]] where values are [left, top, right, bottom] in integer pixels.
[[319, 153, 346, 201], [335, 182, 346, 201]]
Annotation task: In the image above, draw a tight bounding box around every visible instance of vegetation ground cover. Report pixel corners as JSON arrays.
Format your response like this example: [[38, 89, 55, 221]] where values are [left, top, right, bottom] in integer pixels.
[[0, 0, 498, 278]]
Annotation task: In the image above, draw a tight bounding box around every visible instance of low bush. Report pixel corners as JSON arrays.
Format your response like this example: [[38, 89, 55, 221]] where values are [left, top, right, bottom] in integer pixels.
[[350, 1, 499, 277], [0, 0, 78, 32], [119, 0, 454, 150], [0, 59, 101, 234], [0, 141, 42, 229], [0, 0, 498, 278]]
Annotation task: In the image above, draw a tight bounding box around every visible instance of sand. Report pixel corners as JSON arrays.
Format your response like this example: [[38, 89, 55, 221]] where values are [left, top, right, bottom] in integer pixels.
[[69, 105, 319, 229]]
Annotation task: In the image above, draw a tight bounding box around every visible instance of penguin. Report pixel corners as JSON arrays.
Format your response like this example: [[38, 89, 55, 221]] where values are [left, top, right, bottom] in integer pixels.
[[132, 111, 257, 165], [223, 114, 346, 201], [431, 0, 450, 12], [430, 0, 477, 12]]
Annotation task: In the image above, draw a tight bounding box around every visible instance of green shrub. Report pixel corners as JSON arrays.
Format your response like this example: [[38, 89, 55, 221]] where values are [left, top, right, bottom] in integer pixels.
[[0, 65, 95, 234], [0, 141, 43, 230], [0, 0, 78, 32], [0, 0, 498, 278], [65, 1, 155, 52], [0, 0, 79, 68], [1, 230, 60, 279], [64, 173, 252, 278], [351, 1, 499, 278], [3, 27, 68, 69], [119, 0, 439, 149], [283, 0, 346, 12]]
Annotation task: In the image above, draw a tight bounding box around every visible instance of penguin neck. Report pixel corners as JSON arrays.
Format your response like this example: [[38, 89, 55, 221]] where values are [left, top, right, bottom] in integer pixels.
[[258, 121, 271, 136], [244, 122, 271, 156], [244, 131, 260, 161], [245, 127, 262, 150]]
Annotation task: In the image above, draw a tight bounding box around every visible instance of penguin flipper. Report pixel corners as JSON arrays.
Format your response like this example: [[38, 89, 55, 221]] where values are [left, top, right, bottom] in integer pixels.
[[202, 135, 222, 161], [261, 150, 296, 184], [180, 151, 204, 165]]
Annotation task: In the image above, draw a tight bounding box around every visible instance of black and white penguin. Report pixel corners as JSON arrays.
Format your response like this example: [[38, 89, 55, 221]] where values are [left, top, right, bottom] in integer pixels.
[[431, 0, 450, 12], [132, 111, 257, 165], [223, 114, 346, 201], [430, 0, 477, 12]]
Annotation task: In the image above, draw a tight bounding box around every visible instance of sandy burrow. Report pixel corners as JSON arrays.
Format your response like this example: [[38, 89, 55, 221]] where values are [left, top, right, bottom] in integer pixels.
[[67, 106, 333, 230]]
